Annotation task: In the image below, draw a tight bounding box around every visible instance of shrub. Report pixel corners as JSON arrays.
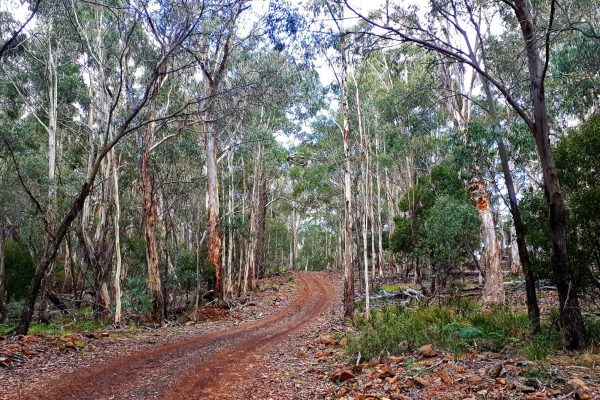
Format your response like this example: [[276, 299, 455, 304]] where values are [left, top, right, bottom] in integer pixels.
[[122, 277, 152, 317], [176, 250, 197, 292], [4, 240, 34, 300], [348, 301, 565, 361]]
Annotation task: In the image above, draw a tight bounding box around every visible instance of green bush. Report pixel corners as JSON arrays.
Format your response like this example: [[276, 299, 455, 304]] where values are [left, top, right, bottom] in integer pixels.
[[176, 250, 197, 292], [265, 266, 284, 277], [585, 317, 600, 344], [4, 240, 34, 300], [6, 299, 24, 319], [122, 277, 152, 317], [348, 301, 566, 361]]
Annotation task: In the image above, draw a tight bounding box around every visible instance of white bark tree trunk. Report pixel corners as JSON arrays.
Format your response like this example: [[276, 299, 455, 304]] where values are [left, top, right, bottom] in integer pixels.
[[112, 149, 123, 324], [469, 178, 505, 305], [341, 39, 354, 318], [226, 151, 234, 295]]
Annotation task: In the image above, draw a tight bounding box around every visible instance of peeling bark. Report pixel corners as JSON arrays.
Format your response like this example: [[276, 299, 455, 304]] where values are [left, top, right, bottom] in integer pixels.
[[469, 178, 505, 305]]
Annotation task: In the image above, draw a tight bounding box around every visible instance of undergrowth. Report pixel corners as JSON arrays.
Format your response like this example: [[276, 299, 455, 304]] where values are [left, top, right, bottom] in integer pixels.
[[347, 299, 578, 361], [0, 318, 118, 337]]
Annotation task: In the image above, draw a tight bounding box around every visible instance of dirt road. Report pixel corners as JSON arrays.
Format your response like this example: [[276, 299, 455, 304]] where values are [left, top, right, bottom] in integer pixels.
[[16, 272, 336, 400]]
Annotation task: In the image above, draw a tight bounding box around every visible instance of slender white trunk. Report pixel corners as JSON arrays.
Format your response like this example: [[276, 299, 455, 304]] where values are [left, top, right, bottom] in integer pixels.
[[375, 135, 384, 275], [245, 146, 262, 294], [469, 178, 505, 305], [0, 227, 5, 320], [226, 151, 234, 295], [341, 39, 354, 318], [47, 37, 58, 208], [354, 76, 370, 315], [509, 226, 521, 276], [112, 149, 123, 324]]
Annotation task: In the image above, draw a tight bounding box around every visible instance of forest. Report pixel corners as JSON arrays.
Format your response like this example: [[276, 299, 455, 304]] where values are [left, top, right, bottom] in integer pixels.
[[1, 0, 599, 399]]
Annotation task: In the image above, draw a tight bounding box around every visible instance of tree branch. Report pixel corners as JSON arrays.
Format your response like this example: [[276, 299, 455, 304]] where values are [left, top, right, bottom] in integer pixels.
[[0, 0, 42, 61]]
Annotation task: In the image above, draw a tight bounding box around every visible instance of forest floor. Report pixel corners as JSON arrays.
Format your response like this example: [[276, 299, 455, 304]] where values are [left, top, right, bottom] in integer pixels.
[[1, 272, 599, 400], [0, 272, 343, 399]]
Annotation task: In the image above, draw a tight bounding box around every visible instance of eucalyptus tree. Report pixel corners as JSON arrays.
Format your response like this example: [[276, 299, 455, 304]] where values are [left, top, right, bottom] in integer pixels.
[[344, 0, 588, 349], [183, 0, 303, 300], [2, 0, 89, 319], [13, 1, 201, 334], [314, 1, 356, 318], [0, 0, 41, 61]]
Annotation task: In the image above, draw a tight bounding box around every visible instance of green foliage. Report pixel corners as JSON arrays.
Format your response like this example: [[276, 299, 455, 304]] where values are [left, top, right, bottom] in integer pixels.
[[421, 195, 480, 267], [0, 323, 12, 335], [348, 301, 566, 361], [585, 317, 600, 344], [1, 318, 107, 337], [374, 283, 421, 293], [552, 31, 600, 116], [522, 115, 600, 284], [389, 217, 413, 254], [297, 224, 335, 271], [28, 323, 64, 336], [122, 236, 147, 278], [391, 164, 480, 285], [5, 300, 24, 319], [390, 164, 480, 288], [175, 250, 197, 292], [200, 258, 215, 291], [123, 278, 152, 317], [4, 240, 34, 301], [556, 116, 600, 284], [519, 192, 553, 280]]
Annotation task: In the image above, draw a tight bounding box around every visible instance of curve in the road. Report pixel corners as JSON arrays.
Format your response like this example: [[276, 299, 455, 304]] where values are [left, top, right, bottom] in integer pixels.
[[24, 272, 335, 400]]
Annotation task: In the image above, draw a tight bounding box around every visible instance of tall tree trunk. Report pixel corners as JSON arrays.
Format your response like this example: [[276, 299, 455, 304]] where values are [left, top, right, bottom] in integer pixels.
[[37, 33, 59, 324], [509, 226, 520, 276], [497, 137, 540, 332], [140, 148, 163, 322], [361, 185, 370, 316], [245, 146, 262, 294], [469, 178, 505, 305], [375, 136, 385, 274], [513, 0, 586, 348], [158, 190, 176, 316], [255, 178, 268, 279], [193, 229, 207, 321], [0, 226, 5, 322], [138, 76, 164, 322], [288, 206, 299, 270], [385, 166, 395, 274], [81, 89, 112, 318], [461, 16, 541, 332], [341, 39, 355, 318], [226, 151, 234, 295], [203, 94, 223, 300], [47, 36, 58, 217], [112, 149, 123, 325]]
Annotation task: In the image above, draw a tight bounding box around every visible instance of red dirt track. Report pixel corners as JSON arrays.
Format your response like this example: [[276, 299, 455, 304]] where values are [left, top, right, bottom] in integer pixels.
[[17, 272, 335, 400]]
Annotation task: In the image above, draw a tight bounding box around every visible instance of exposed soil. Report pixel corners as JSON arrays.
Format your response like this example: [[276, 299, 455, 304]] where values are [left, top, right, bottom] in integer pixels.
[[3, 273, 598, 400], [2, 272, 338, 400]]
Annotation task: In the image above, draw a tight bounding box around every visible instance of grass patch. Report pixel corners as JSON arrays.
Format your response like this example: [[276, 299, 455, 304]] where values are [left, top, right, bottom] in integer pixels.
[[66, 319, 105, 332], [0, 324, 14, 335], [375, 283, 422, 293], [347, 300, 566, 361], [28, 323, 65, 336], [0, 317, 109, 337]]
